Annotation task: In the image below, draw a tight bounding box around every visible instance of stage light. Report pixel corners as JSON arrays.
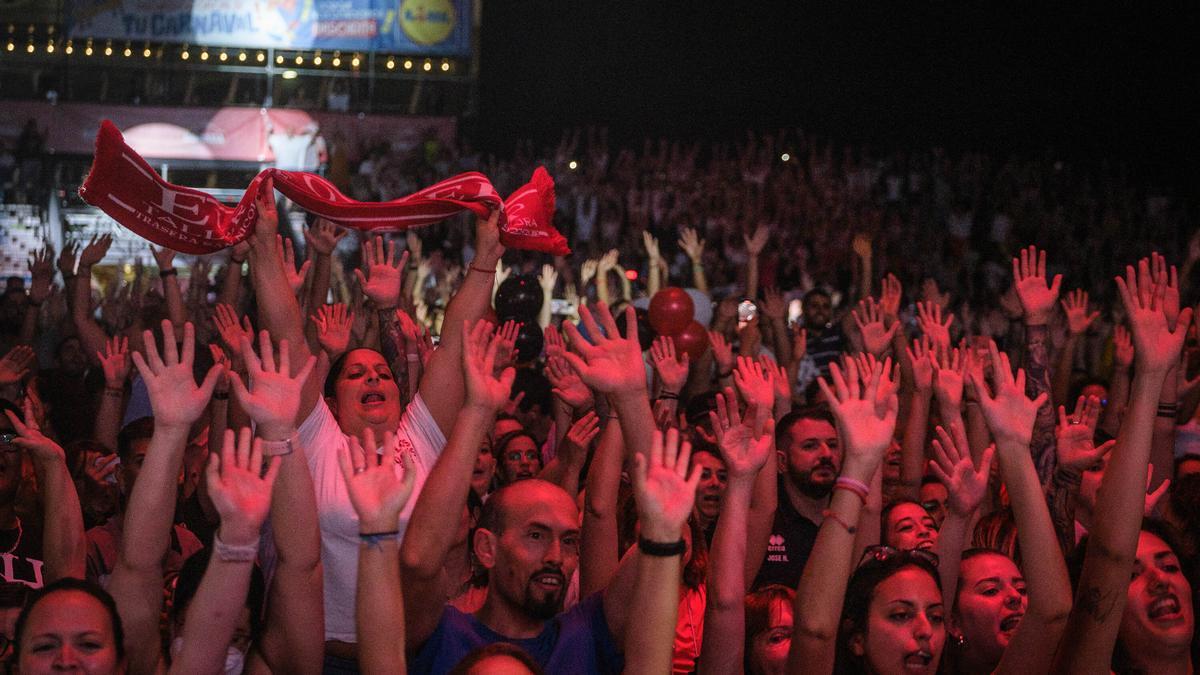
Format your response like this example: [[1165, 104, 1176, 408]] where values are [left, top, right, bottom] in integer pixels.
[[85, 45, 93, 56], [313, 53, 322, 65], [200, 49, 209, 61], [123, 45, 132, 57], [143, 44, 152, 58], [47, 40, 55, 53], [64, 40, 72, 54], [422, 60, 431, 71], [781, 153, 790, 162], [256, 51, 265, 62], [568, 160, 578, 170], [332, 55, 341, 67], [25, 42, 33, 53], [238, 51, 246, 62], [295, 53, 302, 65], [351, 54, 360, 67], [219, 50, 227, 61], [281, 69, 298, 80], [403, 59, 413, 70], [275, 54, 284, 64], [386, 57, 395, 69], [625, 269, 638, 281], [5, 40, 12, 52], [104, 41, 113, 56], [440, 60, 449, 72], [181, 49, 189, 60]]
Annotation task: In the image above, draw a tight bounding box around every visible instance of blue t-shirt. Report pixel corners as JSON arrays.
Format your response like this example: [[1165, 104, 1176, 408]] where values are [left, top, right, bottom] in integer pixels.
[[410, 593, 623, 674]]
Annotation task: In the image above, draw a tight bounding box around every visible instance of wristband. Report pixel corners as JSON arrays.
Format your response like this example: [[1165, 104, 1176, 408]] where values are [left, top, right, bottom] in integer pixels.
[[213, 531, 259, 562], [833, 482, 867, 504], [103, 387, 124, 398], [159, 268, 178, 278], [637, 537, 686, 557], [406, 353, 421, 362], [822, 509, 857, 534], [359, 530, 401, 547], [469, 265, 497, 274], [258, 432, 298, 456], [656, 391, 679, 401], [835, 476, 870, 497]]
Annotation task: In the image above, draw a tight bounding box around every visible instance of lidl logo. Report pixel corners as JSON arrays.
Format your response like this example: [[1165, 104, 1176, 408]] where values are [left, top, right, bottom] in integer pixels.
[[399, 0, 456, 45]]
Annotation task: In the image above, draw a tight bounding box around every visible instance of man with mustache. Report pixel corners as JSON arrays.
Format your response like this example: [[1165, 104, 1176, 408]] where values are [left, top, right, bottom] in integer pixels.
[[752, 407, 842, 589]]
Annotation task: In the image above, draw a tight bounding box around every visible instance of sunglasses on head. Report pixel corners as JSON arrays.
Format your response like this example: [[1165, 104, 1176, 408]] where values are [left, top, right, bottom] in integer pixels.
[[858, 544, 939, 569]]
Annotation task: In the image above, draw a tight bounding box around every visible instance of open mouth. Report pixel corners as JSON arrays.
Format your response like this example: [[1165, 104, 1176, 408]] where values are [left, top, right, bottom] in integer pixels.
[[532, 572, 565, 591], [516, 471, 534, 480], [1148, 595, 1182, 620], [903, 650, 933, 672], [915, 539, 936, 551], [999, 613, 1023, 632], [360, 392, 386, 405]]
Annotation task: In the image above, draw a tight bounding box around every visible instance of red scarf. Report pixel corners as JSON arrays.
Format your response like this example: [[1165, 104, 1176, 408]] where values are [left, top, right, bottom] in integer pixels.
[[79, 120, 569, 256]]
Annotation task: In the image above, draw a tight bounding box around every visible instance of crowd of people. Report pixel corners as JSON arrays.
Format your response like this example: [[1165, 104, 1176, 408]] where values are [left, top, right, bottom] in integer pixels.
[[0, 125, 1196, 674]]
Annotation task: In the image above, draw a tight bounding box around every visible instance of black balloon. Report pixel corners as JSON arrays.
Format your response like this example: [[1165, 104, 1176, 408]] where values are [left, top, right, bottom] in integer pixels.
[[616, 306, 657, 352], [513, 321, 545, 363], [495, 274, 544, 319]]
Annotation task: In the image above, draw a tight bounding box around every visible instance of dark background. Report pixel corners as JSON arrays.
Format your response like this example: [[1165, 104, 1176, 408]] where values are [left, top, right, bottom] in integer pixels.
[[474, 3, 1199, 186]]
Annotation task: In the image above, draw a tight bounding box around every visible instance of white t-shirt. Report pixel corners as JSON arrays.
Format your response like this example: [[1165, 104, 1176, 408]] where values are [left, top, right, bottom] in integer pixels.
[[297, 394, 446, 642]]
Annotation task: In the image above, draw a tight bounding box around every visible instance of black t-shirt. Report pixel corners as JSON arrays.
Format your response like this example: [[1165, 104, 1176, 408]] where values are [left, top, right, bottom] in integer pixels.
[[0, 517, 45, 609], [752, 479, 820, 590]]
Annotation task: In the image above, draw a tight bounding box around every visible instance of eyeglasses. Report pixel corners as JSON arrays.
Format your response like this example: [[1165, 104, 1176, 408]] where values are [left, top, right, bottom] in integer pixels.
[[858, 544, 939, 569]]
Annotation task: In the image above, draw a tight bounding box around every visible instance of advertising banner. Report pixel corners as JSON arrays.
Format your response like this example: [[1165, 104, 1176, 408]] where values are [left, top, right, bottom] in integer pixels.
[[64, 0, 472, 56]]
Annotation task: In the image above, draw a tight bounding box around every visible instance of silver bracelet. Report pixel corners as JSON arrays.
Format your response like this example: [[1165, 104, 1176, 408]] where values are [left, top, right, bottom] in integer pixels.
[[213, 531, 259, 562]]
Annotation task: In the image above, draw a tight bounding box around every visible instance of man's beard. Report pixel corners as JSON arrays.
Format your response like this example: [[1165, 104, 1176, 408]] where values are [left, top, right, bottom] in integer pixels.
[[788, 460, 837, 499], [521, 568, 567, 620]]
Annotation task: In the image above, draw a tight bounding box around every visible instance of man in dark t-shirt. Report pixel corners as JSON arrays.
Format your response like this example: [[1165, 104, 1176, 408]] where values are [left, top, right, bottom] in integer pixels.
[[753, 407, 843, 590]]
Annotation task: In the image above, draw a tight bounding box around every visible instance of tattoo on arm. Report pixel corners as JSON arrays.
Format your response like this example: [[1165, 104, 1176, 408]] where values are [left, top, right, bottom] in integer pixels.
[[1025, 325, 1058, 484], [1077, 584, 1119, 623]]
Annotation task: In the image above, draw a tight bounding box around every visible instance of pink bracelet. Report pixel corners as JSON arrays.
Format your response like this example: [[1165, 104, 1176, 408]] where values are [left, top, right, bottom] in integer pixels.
[[213, 531, 259, 563], [835, 476, 870, 497]]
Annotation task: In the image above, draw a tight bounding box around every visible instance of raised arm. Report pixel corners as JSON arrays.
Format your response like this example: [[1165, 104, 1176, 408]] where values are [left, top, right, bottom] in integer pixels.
[[580, 411, 625, 598], [1054, 260, 1191, 673], [698, 393, 774, 675], [109, 321, 221, 675], [1047, 396, 1115, 556], [216, 243, 248, 308], [622, 428, 702, 675], [18, 247, 53, 346], [341, 429, 418, 675], [971, 342, 1073, 675], [898, 338, 934, 501], [1011, 245, 1062, 484], [1053, 290, 1099, 406], [401, 320, 512, 648], [170, 429, 279, 675], [927, 423, 992, 618], [789, 358, 898, 675], [5, 396, 86, 581], [94, 336, 131, 453], [678, 227, 709, 294], [227, 334, 323, 674], [150, 246, 186, 330], [71, 236, 114, 366]]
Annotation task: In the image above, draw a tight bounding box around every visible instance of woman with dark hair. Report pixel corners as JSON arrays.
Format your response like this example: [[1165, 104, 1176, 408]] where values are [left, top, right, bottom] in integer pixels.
[[743, 585, 795, 675], [494, 430, 543, 485], [13, 577, 125, 673]]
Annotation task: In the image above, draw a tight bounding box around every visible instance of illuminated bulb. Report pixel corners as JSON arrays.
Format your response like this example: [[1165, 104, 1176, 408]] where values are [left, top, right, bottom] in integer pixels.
[[64, 41, 73, 54], [568, 160, 578, 170], [84, 45, 93, 56], [386, 57, 394, 69], [143, 47, 151, 57], [6, 41, 15, 52], [351, 55, 360, 67], [440, 60, 449, 72], [403, 59, 413, 70], [219, 50, 227, 61], [199, 49, 208, 60], [181, 49, 189, 59], [281, 70, 298, 80], [104, 45, 112, 56], [781, 153, 790, 162], [313, 54, 322, 65], [256, 51, 264, 62], [294, 54, 302, 65], [26, 42, 34, 53], [47, 41, 54, 53], [331, 56, 341, 67], [422, 60, 431, 71], [123, 46, 131, 57], [238, 51, 246, 62], [275, 54, 283, 64]]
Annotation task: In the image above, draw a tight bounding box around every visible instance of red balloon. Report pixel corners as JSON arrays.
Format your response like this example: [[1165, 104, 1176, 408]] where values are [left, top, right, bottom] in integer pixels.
[[649, 287, 694, 336], [670, 321, 710, 361]]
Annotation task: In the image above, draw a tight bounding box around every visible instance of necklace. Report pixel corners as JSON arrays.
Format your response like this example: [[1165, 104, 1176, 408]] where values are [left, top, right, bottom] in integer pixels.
[[2, 517, 22, 555]]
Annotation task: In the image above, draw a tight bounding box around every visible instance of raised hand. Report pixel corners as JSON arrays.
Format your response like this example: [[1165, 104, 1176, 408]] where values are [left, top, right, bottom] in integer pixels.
[[915, 301, 953, 351], [0, 345, 35, 386], [678, 227, 705, 262], [1150, 252, 1181, 329], [762, 287, 787, 322], [757, 353, 792, 403], [405, 232, 423, 262], [338, 428, 416, 533], [563, 411, 602, 456], [879, 273, 902, 324], [905, 336, 934, 392], [650, 336, 689, 395], [852, 297, 898, 357], [544, 324, 567, 361], [968, 340, 1046, 446], [816, 358, 898, 477], [1112, 324, 1134, 369], [851, 233, 872, 261], [1011, 245, 1062, 326], [930, 346, 967, 412], [1115, 258, 1192, 373], [27, 247, 54, 305], [394, 308, 432, 366], [96, 336, 131, 388], [56, 241, 79, 278], [709, 388, 774, 480], [312, 303, 354, 358], [743, 224, 770, 256], [632, 428, 703, 541], [229, 332, 316, 435], [213, 303, 255, 365], [1055, 395, 1115, 474], [4, 397, 66, 464], [354, 235, 409, 309], [642, 231, 661, 261], [708, 330, 734, 376], [130, 321, 223, 430], [77, 234, 113, 268], [253, 176, 279, 241], [927, 422, 993, 517], [538, 264, 559, 295], [561, 303, 647, 395], [208, 428, 281, 545], [150, 245, 176, 272], [546, 357, 593, 411], [493, 320, 520, 369], [462, 320, 517, 411], [734, 355, 774, 411], [303, 218, 347, 256], [271, 235, 310, 296], [1061, 289, 1099, 335]]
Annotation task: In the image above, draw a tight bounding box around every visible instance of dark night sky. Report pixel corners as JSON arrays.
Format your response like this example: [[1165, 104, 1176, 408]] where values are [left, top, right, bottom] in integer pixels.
[[475, 3, 1199, 184]]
